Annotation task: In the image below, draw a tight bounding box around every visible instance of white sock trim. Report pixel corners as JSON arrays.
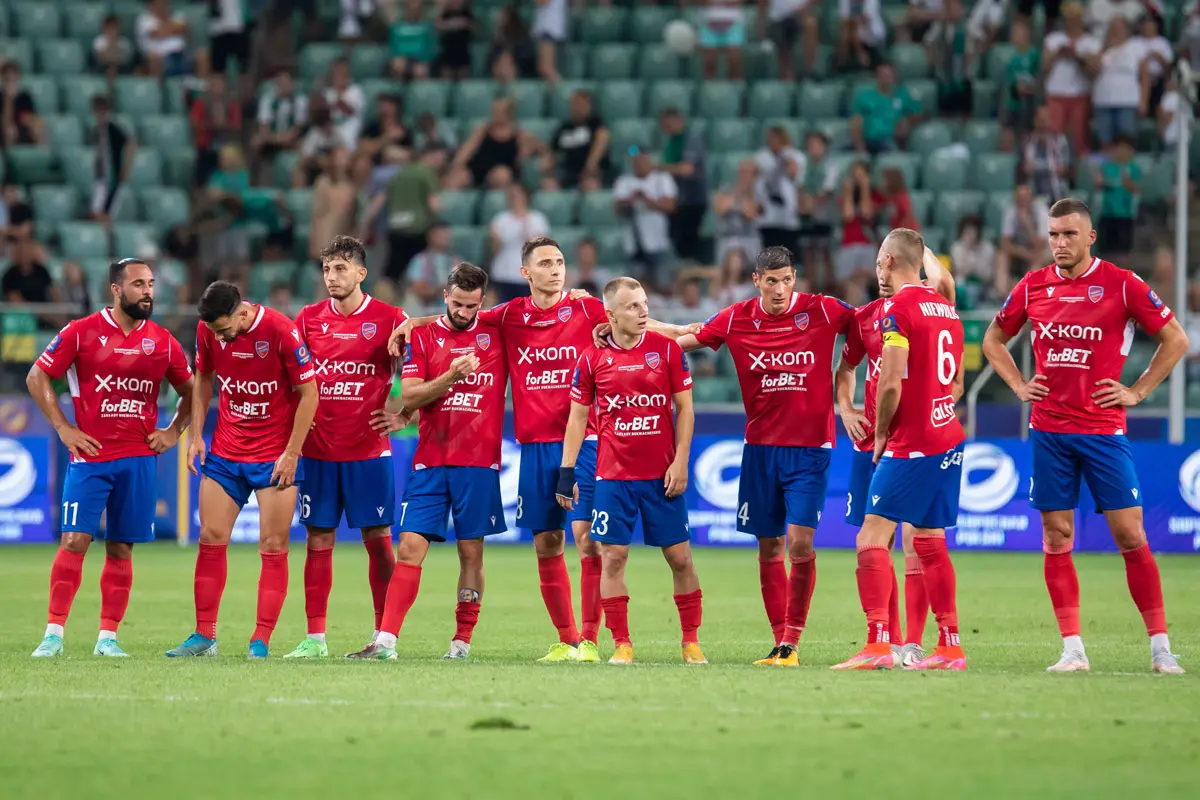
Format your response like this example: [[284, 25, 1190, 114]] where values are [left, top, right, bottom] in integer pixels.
[[1150, 632, 1170, 652], [376, 632, 397, 650], [45, 623, 64, 638], [98, 630, 117, 641], [1063, 635, 1085, 654], [308, 632, 326, 643]]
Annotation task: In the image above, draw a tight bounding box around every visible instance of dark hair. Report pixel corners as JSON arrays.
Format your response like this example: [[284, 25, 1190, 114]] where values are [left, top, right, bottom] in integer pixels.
[[110, 257, 147, 286], [755, 246, 795, 274], [957, 215, 983, 236], [1112, 133, 1136, 149], [804, 130, 829, 147], [1, 62, 19, 76], [320, 234, 367, 268], [198, 280, 242, 322], [1049, 197, 1092, 220], [521, 235, 561, 265], [577, 235, 597, 250], [92, 94, 111, 112], [102, 13, 118, 26], [447, 262, 489, 294]]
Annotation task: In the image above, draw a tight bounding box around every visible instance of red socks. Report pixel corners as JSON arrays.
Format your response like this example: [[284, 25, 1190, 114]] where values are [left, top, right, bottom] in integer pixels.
[[904, 555, 928, 646], [363, 536, 396, 631], [455, 601, 481, 643], [887, 565, 902, 646], [380, 561, 423, 636], [252, 551, 289, 645], [99, 555, 133, 632], [537, 553, 580, 644], [47, 547, 85, 626], [1043, 542, 1081, 637], [781, 554, 816, 647], [758, 555, 787, 646], [601, 595, 630, 646], [856, 545, 892, 644], [194, 542, 228, 640], [673, 589, 703, 645], [913, 536, 959, 647], [580, 555, 603, 643], [304, 545, 334, 635], [1121, 542, 1167, 636]]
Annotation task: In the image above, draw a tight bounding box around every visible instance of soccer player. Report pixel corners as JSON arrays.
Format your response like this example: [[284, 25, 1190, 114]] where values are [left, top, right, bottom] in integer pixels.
[[284, 236, 411, 659], [166, 281, 319, 659], [982, 198, 1188, 674], [834, 228, 967, 671], [28, 258, 194, 657], [347, 262, 508, 661], [670, 246, 855, 667], [558, 277, 705, 666], [836, 246, 955, 667]]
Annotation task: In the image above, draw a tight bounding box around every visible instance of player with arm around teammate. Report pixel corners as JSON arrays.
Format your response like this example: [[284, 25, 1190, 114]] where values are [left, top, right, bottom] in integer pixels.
[[347, 262, 509, 661], [982, 198, 1188, 674], [29, 258, 194, 658], [558, 277, 705, 666], [166, 281, 319, 659]]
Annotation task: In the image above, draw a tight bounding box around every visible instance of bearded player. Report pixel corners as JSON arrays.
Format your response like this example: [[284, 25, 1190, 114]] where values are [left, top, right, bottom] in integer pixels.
[[29, 258, 193, 657], [836, 245, 955, 667], [835, 228, 967, 671], [348, 262, 508, 660], [167, 281, 318, 659], [282, 237, 411, 658], [983, 198, 1188, 674]]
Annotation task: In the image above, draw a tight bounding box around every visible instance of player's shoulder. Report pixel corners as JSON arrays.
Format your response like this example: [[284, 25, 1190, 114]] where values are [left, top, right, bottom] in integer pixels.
[[643, 329, 677, 351], [295, 299, 326, 322], [1094, 258, 1139, 285], [858, 296, 886, 318]]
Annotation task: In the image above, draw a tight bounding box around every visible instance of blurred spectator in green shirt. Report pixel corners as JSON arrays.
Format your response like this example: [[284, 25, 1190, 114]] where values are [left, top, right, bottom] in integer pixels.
[[850, 64, 921, 154]]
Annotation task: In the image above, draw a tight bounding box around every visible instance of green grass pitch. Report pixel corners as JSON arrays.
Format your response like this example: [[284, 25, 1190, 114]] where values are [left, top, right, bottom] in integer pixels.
[[1, 544, 1198, 799]]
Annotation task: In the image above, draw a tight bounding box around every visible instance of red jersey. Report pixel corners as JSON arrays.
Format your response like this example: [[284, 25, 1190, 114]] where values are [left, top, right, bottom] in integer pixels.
[[570, 331, 692, 481], [195, 304, 315, 463], [993, 258, 1174, 435], [401, 317, 508, 470], [694, 293, 855, 448], [878, 284, 965, 458], [840, 298, 886, 452], [36, 308, 192, 462], [477, 292, 604, 443], [296, 295, 408, 462]]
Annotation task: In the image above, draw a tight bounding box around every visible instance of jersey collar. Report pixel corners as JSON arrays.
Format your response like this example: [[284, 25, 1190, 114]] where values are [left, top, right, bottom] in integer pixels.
[[329, 293, 372, 317], [246, 303, 266, 332], [435, 315, 478, 332], [757, 292, 800, 317], [605, 331, 646, 350], [100, 307, 146, 333], [1054, 257, 1100, 281]]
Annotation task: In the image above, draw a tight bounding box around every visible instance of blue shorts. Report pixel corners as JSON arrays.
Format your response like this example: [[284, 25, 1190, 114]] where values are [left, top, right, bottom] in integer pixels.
[[591, 479, 690, 548], [867, 444, 964, 530], [1030, 430, 1141, 513], [738, 443, 831, 537], [516, 440, 566, 533], [845, 448, 877, 528], [398, 466, 507, 542], [568, 439, 598, 526], [201, 452, 304, 509], [61, 456, 157, 543], [300, 456, 395, 530]]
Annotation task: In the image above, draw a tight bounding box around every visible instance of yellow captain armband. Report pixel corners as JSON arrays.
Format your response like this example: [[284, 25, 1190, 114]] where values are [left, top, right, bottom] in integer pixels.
[[882, 332, 910, 349]]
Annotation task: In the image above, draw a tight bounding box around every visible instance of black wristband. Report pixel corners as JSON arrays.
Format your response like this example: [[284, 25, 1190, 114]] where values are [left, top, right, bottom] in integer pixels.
[[555, 466, 576, 499]]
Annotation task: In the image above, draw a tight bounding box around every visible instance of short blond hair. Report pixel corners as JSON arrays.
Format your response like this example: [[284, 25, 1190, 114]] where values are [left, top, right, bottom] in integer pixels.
[[883, 228, 925, 270], [603, 276, 643, 305]]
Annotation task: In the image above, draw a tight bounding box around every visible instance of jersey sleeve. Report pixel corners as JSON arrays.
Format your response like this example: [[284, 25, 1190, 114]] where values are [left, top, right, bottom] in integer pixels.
[[841, 316, 867, 367], [880, 302, 913, 350], [293, 306, 308, 338], [823, 295, 857, 334], [281, 326, 315, 385], [993, 273, 1032, 336], [1124, 272, 1174, 335], [400, 327, 428, 380], [36, 320, 81, 379], [668, 341, 693, 393], [393, 306, 410, 328], [194, 321, 213, 374], [569, 351, 595, 404], [165, 334, 193, 387], [476, 302, 508, 328], [693, 304, 734, 351], [580, 295, 606, 321]]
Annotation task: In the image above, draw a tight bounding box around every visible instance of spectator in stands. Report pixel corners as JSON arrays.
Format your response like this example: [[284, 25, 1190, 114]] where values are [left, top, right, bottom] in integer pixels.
[[253, 69, 308, 182], [202, 144, 252, 269], [210, 0, 250, 80], [1150, 244, 1177, 311], [1159, 74, 1186, 149], [659, 108, 708, 264], [413, 111, 459, 153], [996, 183, 1050, 298], [1095, 134, 1141, 262], [1185, 281, 1200, 384], [545, 90, 609, 192], [59, 261, 92, 317], [360, 148, 442, 286], [93, 14, 134, 80], [700, 0, 747, 80], [902, 0, 945, 43], [295, 106, 349, 188], [1044, 2, 1100, 155], [685, 247, 758, 307], [324, 58, 366, 152], [435, 0, 475, 80], [568, 236, 614, 290], [137, 0, 192, 78], [309, 148, 359, 264], [798, 131, 836, 290], [490, 4, 535, 80], [532, 0, 567, 85], [0, 183, 27, 260], [489, 183, 551, 301], [713, 159, 764, 263], [836, 0, 886, 71], [614, 149, 678, 290], [1091, 17, 1148, 148], [2, 219, 57, 329], [880, 167, 919, 230], [90, 95, 136, 227], [1000, 18, 1040, 151], [1139, 14, 1174, 115], [449, 98, 535, 190], [268, 281, 295, 312], [1022, 106, 1072, 203], [670, 276, 721, 322], [1182, 3, 1200, 74], [835, 161, 880, 290], [755, 126, 803, 253], [339, 0, 378, 41], [759, 1, 820, 81], [949, 215, 995, 308], [849, 63, 920, 154], [191, 72, 242, 188], [407, 221, 460, 306], [966, 0, 1008, 55], [358, 94, 414, 167], [1086, 0, 1145, 37], [0, 62, 44, 147], [928, 0, 973, 120], [389, 0, 436, 80]]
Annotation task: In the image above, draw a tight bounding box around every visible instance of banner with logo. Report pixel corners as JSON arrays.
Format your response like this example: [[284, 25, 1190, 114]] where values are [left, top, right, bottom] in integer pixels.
[[0, 435, 54, 542]]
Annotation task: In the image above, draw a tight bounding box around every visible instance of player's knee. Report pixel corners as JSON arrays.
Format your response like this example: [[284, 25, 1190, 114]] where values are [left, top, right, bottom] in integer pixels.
[[1112, 525, 1147, 551], [663, 547, 693, 574], [259, 537, 288, 554], [534, 530, 565, 558], [786, 529, 815, 560], [60, 531, 91, 554], [307, 530, 336, 550], [198, 522, 230, 545], [396, 534, 428, 564], [361, 525, 390, 542], [601, 550, 628, 576], [757, 537, 785, 560], [104, 541, 132, 559], [1041, 517, 1074, 545]]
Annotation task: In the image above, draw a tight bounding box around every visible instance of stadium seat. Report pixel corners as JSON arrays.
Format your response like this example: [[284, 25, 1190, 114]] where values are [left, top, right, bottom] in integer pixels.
[[114, 77, 164, 116], [164, 148, 196, 189], [1141, 156, 1176, 205], [986, 44, 1016, 80], [62, 76, 109, 116], [349, 45, 387, 80], [922, 154, 970, 192], [645, 81, 694, 117], [906, 80, 939, 116], [0, 38, 33, 71], [479, 190, 508, 223], [453, 80, 497, 119], [285, 188, 313, 221], [531, 189, 578, 227], [403, 80, 450, 119], [578, 190, 617, 228], [248, 261, 298, 302], [797, 81, 844, 120], [933, 190, 985, 232], [44, 115, 83, 152], [909, 121, 954, 157], [63, 3, 108, 43], [589, 43, 638, 81], [889, 43, 930, 80], [505, 80, 545, 118], [31, 184, 79, 226], [963, 120, 1002, 155], [811, 117, 850, 149], [112, 223, 160, 257], [984, 191, 1010, 232], [748, 81, 793, 120], [521, 117, 557, 146], [35, 39, 85, 76], [558, 43, 589, 80], [450, 225, 486, 266], [1073, 159, 1097, 191], [594, 226, 625, 265], [59, 146, 94, 192], [921, 227, 947, 255], [638, 45, 683, 81], [299, 43, 342, 82], [552, 226, 585, 261], [971, 80, 998, 118], [707, 119, 757, 154], [360, 79, 401, 118], [608, 118, 656, 165], [873, 152, 922, 190], [597, 81, 644, 120], [548, 81, 595, 119], [57, 221, 110, 260], [11, 4, 61, 39], [163, 76, 193, 116], [137, 116, 192, 151], [22, 75, 59, 115], [580, 7, 627, 42], [139, 187, 190, 230], [909, 190, 933, 226], [973, 153, 1018, 192], [438, 190, 480, 226], [696, 82, 744, 120], [630, 6, 676, 44], [6, 146, 57, 184], [128, 149, 163, 187]]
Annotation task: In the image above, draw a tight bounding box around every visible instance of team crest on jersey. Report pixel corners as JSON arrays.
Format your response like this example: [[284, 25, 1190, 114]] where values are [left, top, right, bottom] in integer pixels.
[[1088, 286, 1104, 303], [255, 340, 270, 358], [362, 322, 377, 340], [1148, 289, 1164, 309], [47, 334, 61, 353], [141, 338, 155, 355], [476, 333, 491, 350], [794, 312, 810, 330], [645, 352, 661, 369], [558, 306, 572, 323]]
